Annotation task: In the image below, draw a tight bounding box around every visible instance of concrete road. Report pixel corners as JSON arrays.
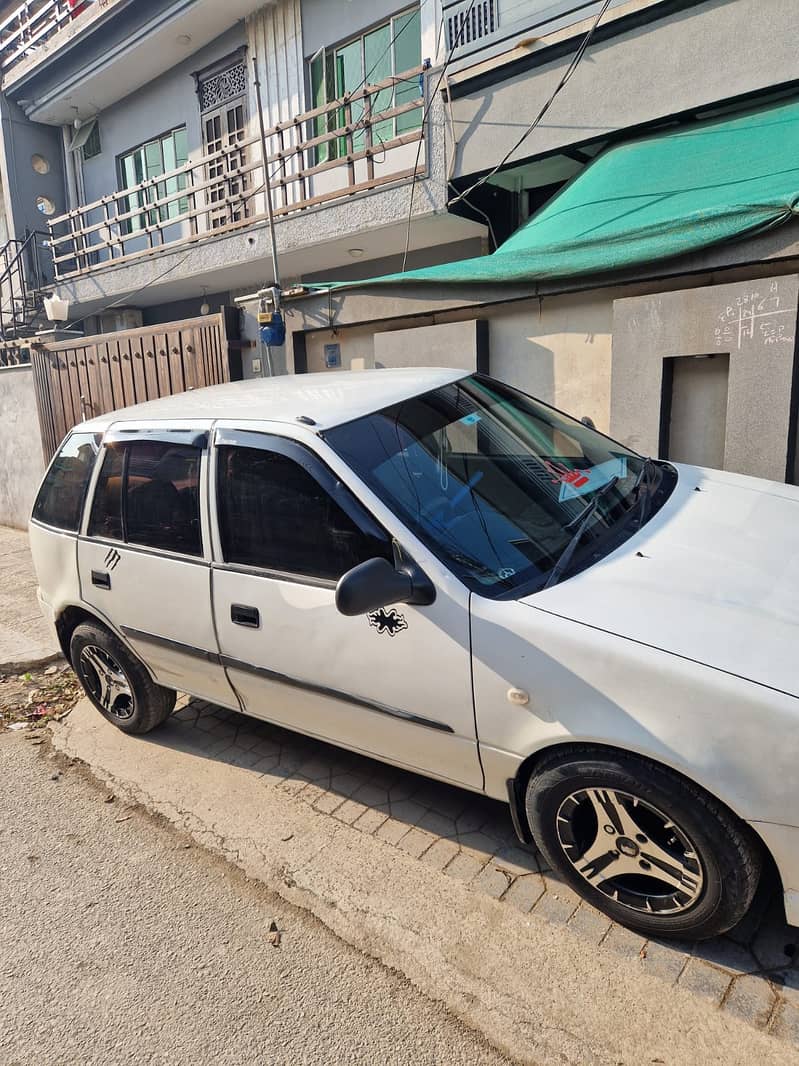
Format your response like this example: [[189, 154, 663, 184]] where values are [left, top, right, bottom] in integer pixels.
[[51, 700, 799, 1066], [0, 733, 511, 1066]]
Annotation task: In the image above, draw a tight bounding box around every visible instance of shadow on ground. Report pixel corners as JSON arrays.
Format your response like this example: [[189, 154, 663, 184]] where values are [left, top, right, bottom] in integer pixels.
[[139, 695, 798, 1038]]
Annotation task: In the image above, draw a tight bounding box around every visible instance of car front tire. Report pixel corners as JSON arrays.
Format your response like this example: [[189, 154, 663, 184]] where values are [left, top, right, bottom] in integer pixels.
[[524, 747, 762, 940], [70, 622, 176, 735]]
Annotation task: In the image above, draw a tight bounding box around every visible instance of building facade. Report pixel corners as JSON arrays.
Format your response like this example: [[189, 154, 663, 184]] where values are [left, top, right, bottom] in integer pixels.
[[0, 0, 797, 525]]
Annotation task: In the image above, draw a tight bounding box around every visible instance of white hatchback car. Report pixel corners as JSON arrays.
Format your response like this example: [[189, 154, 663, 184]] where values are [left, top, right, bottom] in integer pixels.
[[30, 369, 798, 941]]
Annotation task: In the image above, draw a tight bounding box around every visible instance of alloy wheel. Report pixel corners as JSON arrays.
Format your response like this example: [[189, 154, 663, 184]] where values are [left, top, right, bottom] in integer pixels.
[[556, 787, 704, 915], [78, 644, 135, 721]]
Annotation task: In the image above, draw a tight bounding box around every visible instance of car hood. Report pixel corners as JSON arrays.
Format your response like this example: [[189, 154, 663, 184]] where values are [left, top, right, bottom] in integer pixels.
[[521, 464, 799, 698]]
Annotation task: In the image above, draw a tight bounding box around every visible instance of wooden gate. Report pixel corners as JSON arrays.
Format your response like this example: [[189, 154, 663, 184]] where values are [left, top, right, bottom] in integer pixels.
[[31, 311, 240, 460]]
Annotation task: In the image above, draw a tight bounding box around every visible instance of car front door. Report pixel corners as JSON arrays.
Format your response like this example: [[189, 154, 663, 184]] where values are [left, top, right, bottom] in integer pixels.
[[77, 427, 236, 709], [209, 427, 483, 789]]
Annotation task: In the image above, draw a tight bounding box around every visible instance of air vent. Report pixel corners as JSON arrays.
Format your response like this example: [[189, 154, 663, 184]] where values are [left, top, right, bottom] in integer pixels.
[[446, 0, 499, 50]]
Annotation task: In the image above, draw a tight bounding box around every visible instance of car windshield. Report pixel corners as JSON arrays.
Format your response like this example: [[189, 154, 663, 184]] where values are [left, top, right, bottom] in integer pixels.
[[325, 374, 663, 596]]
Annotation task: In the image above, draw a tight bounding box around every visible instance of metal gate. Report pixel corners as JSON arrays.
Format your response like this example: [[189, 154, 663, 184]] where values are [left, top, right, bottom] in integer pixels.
[[31, 311, 238, 460]]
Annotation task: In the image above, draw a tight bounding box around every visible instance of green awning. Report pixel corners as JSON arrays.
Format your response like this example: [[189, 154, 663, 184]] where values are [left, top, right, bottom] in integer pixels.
[[313, 97, 799, 290]]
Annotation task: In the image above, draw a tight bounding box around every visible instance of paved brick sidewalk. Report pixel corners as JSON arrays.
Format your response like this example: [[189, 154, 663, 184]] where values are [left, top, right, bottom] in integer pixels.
[[0, 526, 60, 670], [161, 695, 799, 1048]]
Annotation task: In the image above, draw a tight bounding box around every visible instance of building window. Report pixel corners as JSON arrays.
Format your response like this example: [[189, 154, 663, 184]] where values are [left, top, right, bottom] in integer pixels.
[[309, 6, 422, 164], [118, 127, 189, 234]]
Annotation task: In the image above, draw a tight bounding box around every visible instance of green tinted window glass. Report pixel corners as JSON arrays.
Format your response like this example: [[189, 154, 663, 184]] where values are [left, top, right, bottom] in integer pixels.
[[144, 140, 162, 179], [119, 128, 188, 230], [335, 39, 364, 152], [173, 127, 188, 166], [162, 135, 176, 172], [311, 52, 330, 163], [364, 24, 392, 144], [393, 9, 422, 133]]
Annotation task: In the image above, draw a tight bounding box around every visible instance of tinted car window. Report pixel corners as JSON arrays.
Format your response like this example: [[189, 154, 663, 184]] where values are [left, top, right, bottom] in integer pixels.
[[32, 433, 99, 532], [88, 446, 124, 541], [217, 446, 390, 581], [88, 440, 202, 557]]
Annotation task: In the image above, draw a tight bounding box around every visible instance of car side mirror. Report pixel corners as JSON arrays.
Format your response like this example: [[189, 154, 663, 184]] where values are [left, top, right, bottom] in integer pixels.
[[580, 416, 596, 430], [336, 557, 436, 617]]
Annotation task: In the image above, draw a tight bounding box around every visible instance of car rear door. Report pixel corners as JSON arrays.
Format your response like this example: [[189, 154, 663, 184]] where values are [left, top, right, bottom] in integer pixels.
[[77, 426, 236, 709], [209, 426, 483, 789]]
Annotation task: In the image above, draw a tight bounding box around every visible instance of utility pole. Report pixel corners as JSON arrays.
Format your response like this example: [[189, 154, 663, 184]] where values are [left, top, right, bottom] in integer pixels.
[[252, 54, 281, 292]]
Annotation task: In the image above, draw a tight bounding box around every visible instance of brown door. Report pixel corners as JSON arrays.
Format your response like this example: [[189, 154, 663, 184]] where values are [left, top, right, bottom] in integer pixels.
[[203, 101, 249, 230]]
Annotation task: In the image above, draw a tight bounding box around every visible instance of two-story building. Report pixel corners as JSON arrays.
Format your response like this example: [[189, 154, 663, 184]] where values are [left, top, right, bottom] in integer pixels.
[[0, 0, 797, 529]]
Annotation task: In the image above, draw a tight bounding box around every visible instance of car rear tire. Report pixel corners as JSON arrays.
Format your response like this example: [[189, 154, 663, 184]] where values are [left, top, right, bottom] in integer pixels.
[[524, 747, 762, 940], [70, 622, 176, 735]]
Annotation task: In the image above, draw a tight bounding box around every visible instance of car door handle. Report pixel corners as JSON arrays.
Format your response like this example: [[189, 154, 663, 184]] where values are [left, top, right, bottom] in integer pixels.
[[91, 570, 111, 590], [231, 604, 260, 628]]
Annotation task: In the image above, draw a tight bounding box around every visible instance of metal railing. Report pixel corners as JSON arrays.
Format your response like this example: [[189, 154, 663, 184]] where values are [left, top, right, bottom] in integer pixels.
[[0, 345, 31, 367], [46, 64, 427, 281], [0, 230, 51, 340], [0, 0, 80, 74]]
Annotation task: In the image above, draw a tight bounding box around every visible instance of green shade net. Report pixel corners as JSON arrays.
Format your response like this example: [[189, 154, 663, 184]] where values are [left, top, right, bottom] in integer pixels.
[[310, 97, 799, 290]]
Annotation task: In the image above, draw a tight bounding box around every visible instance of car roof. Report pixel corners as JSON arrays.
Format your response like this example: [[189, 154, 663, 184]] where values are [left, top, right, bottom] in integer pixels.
[[82, 368, 468, 433]]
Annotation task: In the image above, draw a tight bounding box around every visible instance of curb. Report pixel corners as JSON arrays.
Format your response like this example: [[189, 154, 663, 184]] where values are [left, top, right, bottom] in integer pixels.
[[0, 651, 64, 674]]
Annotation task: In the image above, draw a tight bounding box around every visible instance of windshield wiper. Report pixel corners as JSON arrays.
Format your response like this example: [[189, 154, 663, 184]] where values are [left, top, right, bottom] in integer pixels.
[[543, 476, 620, 590], [630, 457, 658, 526]]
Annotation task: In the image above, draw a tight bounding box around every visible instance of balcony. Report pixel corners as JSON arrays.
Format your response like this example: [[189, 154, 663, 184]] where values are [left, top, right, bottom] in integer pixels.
[[0, 0, 270, 123], [47, 66, 428, 282], [0, 0, 126, 84]]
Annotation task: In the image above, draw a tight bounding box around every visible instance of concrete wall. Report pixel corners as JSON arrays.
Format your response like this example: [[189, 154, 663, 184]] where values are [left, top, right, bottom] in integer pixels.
[[302, 0, 412, 57], [484, 291, 614, 429], [298, 289, 616, 423], [611, 275, 799, 481], [450, 0, 799, 178], [288, 255, 799, 483], [0, 95, 66, 265], [0, 367, 46, 529]]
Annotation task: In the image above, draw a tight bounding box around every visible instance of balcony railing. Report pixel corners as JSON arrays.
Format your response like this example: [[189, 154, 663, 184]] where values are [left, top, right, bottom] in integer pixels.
[[0, 0, 84, 74], [46, 65, 427, 282]]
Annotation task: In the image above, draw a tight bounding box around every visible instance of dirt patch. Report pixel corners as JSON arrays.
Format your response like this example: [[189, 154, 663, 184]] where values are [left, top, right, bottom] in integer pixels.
[[0, 663, 82, 731]]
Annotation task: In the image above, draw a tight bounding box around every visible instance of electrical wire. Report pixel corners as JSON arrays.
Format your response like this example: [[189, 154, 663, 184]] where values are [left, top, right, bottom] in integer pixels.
[[234, 1, 436, 224], [61, 3, 445, 326], [401, 0, 478, 272], [449, 0, 612, 208], [59, 251, 194, 336]]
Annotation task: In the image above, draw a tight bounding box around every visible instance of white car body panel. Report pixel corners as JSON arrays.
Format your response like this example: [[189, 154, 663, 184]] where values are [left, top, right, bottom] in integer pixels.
[[213, 568, 482, 788], [78, 368, 466, 434], [28, 521, 80, 639], [470, 594, 798, 825], [524, 464, 799, 698], [76, 539, 237, 709]]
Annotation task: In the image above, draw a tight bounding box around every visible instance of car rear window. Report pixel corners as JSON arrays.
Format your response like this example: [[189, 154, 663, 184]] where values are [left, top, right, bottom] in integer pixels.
[[32, 433, 100, 532]]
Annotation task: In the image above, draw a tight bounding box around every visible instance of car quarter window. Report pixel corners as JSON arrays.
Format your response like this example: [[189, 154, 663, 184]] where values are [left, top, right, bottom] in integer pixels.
[[88, 439, 203, 557], [32, 432, 100, 532], [216, 444, 392, 581]]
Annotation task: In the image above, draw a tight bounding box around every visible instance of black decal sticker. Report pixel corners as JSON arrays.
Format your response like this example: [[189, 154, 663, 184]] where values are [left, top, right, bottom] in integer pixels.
[[105, 548, 121, 571], [367, 608, 408, 637]]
